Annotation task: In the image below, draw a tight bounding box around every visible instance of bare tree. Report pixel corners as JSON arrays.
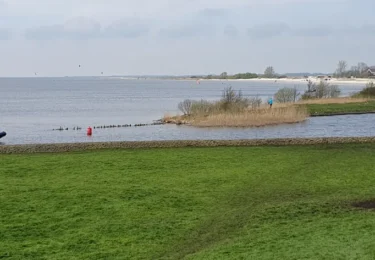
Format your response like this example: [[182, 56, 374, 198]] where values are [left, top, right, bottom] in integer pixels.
[[307, 80, 316, 92], [264, 66, 275, 78], [358, 62, 368, 74], [349, 66, 359, 77], [274, 87, 300, 103], [335, 60, 347, 78], [302, 80, 340, 99], [248, 96, 262, 109], [315, 81, 341, 98], [178, 99, 193, 115]]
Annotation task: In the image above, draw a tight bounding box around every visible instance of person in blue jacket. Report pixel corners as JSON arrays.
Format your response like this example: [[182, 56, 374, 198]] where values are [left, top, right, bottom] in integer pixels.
[[268, 97, 273, 108]]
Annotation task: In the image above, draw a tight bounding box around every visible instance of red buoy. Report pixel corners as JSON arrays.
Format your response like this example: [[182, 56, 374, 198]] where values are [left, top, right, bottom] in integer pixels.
[[87, 127, 92, 136]]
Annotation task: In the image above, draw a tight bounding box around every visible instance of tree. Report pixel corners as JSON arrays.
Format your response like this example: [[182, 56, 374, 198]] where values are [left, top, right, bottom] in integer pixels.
[[220, 86, 251, 111], [264, 66, 275, 78], [358, 62, 368, 75], [347, 66, 359, 78], [178, 99, 193, 115], [315, 81, 340, 98], [302, 80, 340, 99], [307, 80, 316, 92], [274, 87, 300, 103], [221, 86, 243, 104], [335, 60, 347, 78], [220, 72, 228, 79]]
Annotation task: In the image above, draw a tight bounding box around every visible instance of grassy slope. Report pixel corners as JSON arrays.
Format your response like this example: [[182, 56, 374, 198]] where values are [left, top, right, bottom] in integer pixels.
[[305, 100, 375, 116], [1, 144, 375, 259]]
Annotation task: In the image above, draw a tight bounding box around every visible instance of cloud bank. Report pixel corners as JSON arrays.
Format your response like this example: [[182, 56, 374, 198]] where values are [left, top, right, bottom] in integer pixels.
[[0, 0, 374, 77]]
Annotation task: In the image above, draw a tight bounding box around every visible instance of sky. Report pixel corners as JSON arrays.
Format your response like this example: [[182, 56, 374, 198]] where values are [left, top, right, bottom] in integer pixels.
[[0, 0, 374, 77]]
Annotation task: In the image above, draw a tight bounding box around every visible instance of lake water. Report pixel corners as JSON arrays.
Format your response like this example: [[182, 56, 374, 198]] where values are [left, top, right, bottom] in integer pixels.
[[0, 77, 374, 145]]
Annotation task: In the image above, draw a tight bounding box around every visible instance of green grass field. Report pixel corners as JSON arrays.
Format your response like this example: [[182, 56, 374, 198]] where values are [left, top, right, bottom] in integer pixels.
[[305, 100, 375, 116], [1, 144, 375, 259]]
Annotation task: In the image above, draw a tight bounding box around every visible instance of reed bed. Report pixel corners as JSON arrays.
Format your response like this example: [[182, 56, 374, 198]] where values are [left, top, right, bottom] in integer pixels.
[[190, 106, 308, 127], [164, 86, 374, 128]]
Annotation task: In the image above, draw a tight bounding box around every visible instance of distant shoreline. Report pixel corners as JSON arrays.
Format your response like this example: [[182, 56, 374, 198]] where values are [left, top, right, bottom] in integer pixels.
[[117, 76, 374, 85], [175, 78, 372, 85], [1, 76, 373, 85]]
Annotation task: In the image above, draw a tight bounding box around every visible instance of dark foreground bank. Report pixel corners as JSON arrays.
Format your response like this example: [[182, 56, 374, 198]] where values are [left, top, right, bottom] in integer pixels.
[[1, 136, 375, 154]]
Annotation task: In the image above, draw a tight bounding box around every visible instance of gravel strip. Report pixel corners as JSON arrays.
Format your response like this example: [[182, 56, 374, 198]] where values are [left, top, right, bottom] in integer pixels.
[[1, 137, 375, 154]]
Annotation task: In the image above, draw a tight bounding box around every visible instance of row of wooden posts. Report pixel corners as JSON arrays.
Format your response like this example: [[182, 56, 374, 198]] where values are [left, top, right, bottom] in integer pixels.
[[52, 121, 165, 131]]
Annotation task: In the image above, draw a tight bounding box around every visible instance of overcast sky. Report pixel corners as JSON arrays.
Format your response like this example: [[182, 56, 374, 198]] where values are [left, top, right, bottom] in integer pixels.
[[0, 0, 374, 77]]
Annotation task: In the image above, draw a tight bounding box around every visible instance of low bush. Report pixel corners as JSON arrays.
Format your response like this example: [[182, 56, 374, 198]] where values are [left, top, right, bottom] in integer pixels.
[[274, 87, 300, 103], [190, 99, 219, 115], [301, 80, 341, 100], [352, 81, 375, 98], [179, 87, 256, 117]]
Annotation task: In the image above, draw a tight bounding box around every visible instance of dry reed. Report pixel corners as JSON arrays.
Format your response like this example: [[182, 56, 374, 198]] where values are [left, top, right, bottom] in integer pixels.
[[191, 106, 308, 127], [164, 96, 373, 128]]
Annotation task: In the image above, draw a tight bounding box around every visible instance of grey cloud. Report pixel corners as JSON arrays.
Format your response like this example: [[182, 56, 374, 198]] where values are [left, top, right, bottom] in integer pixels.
[[247, 23, 290, 39], [25, 17, 149, 40], [224, 25, 239, 37], [292, 24, 375, 37], [25, 17, 101, 40], [159, 23, 216, 38], [103, 20, 149, 38], [157, 8, 229, 39], [25, 25, 101, 40], [359, 24, 375, 33], [0, 0, 7, 15], [0, 29, 11, 40], [246, 23, 375, 39], [25, 25, 65, 40], [292, 27, 334, 37], [197, 8, 230, 18]]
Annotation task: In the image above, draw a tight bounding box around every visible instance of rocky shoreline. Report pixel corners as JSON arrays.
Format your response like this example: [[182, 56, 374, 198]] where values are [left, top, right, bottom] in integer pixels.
[[1, 137, 374, 154]]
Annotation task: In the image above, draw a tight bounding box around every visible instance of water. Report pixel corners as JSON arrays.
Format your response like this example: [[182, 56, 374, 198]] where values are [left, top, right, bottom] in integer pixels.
[[0, 77, 373, 145]]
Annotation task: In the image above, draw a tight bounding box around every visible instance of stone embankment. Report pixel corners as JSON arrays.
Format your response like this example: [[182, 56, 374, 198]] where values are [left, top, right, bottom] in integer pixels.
[[1, 137, 374, 154]]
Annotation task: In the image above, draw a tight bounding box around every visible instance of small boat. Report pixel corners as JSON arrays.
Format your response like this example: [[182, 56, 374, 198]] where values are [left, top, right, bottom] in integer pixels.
[[0, 131, 6, 139]]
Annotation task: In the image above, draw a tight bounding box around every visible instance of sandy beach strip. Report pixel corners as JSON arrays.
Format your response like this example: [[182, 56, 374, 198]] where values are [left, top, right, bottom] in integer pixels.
[[125, 76, 374, 85], [195, 78, 374, 85]]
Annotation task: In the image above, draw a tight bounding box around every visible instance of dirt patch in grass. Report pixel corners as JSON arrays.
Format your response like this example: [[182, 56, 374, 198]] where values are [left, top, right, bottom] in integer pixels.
[[352, 200, 375, 209]]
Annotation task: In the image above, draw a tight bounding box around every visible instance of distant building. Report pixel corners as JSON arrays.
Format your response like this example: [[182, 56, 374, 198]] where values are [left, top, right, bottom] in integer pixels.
[[367, 66, 375, 77], [317, 75, 332, 80]]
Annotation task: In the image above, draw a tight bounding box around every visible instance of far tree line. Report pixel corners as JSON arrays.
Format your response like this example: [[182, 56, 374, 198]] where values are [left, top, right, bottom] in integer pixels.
[[191, 66, 280, 80], [334, 61, 372, 78], [190, 61, 374, 80]]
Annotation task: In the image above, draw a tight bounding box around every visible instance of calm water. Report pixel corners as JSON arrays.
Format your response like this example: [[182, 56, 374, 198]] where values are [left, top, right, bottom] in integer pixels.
[[0, 77, 373, 145]]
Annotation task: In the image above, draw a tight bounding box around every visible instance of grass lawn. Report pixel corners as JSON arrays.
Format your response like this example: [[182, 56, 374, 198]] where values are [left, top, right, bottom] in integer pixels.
[[305, 100, 375, 116], [1, 144, 375, 259]]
